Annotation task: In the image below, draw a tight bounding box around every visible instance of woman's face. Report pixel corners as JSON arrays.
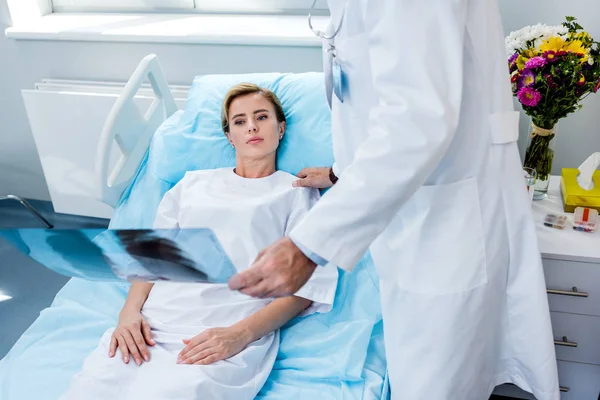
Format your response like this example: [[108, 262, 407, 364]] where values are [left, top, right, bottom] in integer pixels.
[[226, 93, 285, 161]]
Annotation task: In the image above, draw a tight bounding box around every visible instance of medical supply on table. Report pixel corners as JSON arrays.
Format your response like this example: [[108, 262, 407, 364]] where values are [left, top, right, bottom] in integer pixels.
[[573, 207, 598, 233], [561, 153, 600, 213], [544, 213, 568, 230]]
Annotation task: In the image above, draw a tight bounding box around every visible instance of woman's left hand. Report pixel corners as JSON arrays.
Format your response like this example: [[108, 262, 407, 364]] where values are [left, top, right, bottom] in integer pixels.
[[177, 327, 251, 365]]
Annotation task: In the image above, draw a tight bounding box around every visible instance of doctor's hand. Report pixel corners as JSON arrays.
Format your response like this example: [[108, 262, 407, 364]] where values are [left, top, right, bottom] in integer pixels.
[[177, 327, 249, 365], [293, 167, 334, 189], [109, 308, 155, 366], [228, 237, 317, 298]]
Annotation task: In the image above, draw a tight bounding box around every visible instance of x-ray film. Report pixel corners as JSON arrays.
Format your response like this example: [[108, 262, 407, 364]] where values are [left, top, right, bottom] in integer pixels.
[[0, 228, 237, 283]]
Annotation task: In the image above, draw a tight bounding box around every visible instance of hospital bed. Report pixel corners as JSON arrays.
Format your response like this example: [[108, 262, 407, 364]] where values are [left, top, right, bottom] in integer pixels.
[[0, 54, 389, 400]]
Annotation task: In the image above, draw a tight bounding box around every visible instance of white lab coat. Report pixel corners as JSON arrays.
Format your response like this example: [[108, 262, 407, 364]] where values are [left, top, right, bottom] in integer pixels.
[[289, 0, 560, 399]]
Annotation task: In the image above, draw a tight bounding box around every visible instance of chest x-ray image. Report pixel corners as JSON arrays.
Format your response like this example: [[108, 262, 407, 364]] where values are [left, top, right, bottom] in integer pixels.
[[0, 228, 237, 283]]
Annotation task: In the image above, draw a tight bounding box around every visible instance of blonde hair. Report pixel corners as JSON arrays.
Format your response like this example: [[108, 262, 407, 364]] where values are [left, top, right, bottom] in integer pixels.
[[221, 83, 286, 134]]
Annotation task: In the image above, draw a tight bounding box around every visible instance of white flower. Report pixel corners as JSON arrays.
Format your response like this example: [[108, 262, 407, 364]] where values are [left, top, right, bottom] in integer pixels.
[[505, 23, 568, 57], [589, 57, 595, 66]]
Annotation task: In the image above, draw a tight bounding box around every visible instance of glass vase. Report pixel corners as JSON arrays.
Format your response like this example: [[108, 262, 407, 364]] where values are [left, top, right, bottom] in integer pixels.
[[523, 122, 557, 201]]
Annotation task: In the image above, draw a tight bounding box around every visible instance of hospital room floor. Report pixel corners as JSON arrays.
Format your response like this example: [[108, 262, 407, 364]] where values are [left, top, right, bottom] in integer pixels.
[[0, 199, 109, 359], [0, 199, 519, 399]]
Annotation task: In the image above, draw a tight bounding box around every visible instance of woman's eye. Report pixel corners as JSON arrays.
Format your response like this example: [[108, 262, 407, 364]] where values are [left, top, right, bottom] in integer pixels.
[[234, 120, 244, 125], [257, 115, 267, 120]]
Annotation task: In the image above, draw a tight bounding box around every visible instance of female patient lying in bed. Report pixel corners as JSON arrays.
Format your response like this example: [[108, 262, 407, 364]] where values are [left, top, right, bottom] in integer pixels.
[[60, 83, 338, 400]]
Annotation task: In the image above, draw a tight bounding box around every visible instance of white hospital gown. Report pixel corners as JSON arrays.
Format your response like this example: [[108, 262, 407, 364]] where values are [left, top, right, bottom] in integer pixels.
[[61, 168, 338, 400]]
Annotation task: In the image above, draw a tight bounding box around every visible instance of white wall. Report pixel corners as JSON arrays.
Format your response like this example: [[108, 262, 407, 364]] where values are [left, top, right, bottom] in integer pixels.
[[0, 0, 49, 200], [1, 0, 600, 201]]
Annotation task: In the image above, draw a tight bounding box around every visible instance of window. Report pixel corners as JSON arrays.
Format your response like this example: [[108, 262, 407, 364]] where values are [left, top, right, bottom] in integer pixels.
[[51, 0, 328, 14]]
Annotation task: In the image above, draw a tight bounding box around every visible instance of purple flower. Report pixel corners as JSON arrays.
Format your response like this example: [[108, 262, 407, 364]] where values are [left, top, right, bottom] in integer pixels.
[[508, 53, 519, 64], [543, 51, 558, 63], [517, 87, 543, 107], [519, 70, 537, 88], [524, 56, 547, 69]]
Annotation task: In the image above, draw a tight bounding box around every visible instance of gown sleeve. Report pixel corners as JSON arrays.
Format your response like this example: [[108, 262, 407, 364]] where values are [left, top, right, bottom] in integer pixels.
[[153, 179, 185, 229], [285, 187, 338, 316]]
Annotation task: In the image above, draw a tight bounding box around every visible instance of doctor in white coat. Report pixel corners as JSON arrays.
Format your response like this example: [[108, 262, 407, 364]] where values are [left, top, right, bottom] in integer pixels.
[[229, 0, 560, 398]]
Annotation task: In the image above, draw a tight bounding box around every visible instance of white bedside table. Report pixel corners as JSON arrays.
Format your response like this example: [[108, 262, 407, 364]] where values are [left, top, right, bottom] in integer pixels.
[[495, 176, 600, 399]]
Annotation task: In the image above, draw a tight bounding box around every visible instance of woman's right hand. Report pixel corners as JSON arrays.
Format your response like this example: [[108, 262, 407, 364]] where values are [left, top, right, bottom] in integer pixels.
[[109, 308, 155, 365]]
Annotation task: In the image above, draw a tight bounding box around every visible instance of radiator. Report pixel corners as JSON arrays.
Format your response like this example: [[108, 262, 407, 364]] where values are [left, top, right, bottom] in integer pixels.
[[22, 80, 188, 219]]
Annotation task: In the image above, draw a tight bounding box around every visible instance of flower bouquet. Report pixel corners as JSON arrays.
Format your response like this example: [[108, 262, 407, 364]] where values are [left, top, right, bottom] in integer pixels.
[[506, 17, 600, 199]]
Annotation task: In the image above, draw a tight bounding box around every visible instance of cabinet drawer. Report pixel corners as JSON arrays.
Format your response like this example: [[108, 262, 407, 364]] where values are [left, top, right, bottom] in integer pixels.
[[543, 259, 600, 317], [551, 312, 600, 365], [557, 361, 600, 399]]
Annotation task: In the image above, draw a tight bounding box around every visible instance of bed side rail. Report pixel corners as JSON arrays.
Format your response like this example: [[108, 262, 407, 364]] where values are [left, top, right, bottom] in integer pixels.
[[95, 54, 177, 208]]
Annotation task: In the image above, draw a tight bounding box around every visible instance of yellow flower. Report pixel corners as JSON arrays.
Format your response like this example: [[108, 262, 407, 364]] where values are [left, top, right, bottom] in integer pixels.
[[516, 55, 529, 70], [539, 36, 588, 63], [566, 39, 586, 54], [566, 40, 589, 63], [540, 36, 567, 53]]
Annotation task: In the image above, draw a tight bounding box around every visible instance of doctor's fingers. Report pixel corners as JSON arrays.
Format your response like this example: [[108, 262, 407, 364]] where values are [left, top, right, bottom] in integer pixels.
[[228, 266, 263, 291], [296, 168, 313, 178], [292, 178, 312, 188], [293, 174, 331, 189], [238, 278, 274, 298]]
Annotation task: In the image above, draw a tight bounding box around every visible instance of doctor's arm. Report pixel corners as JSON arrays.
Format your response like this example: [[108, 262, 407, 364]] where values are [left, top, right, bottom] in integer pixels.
[[289, 0, 469, 271]]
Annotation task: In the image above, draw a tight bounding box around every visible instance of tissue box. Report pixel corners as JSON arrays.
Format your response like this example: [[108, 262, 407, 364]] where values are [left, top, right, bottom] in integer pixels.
[[561, 168, 600, 213]]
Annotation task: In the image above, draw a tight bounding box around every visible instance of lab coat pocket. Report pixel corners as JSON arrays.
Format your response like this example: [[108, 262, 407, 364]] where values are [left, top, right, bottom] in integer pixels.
[[372, 177, 488, 295]]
